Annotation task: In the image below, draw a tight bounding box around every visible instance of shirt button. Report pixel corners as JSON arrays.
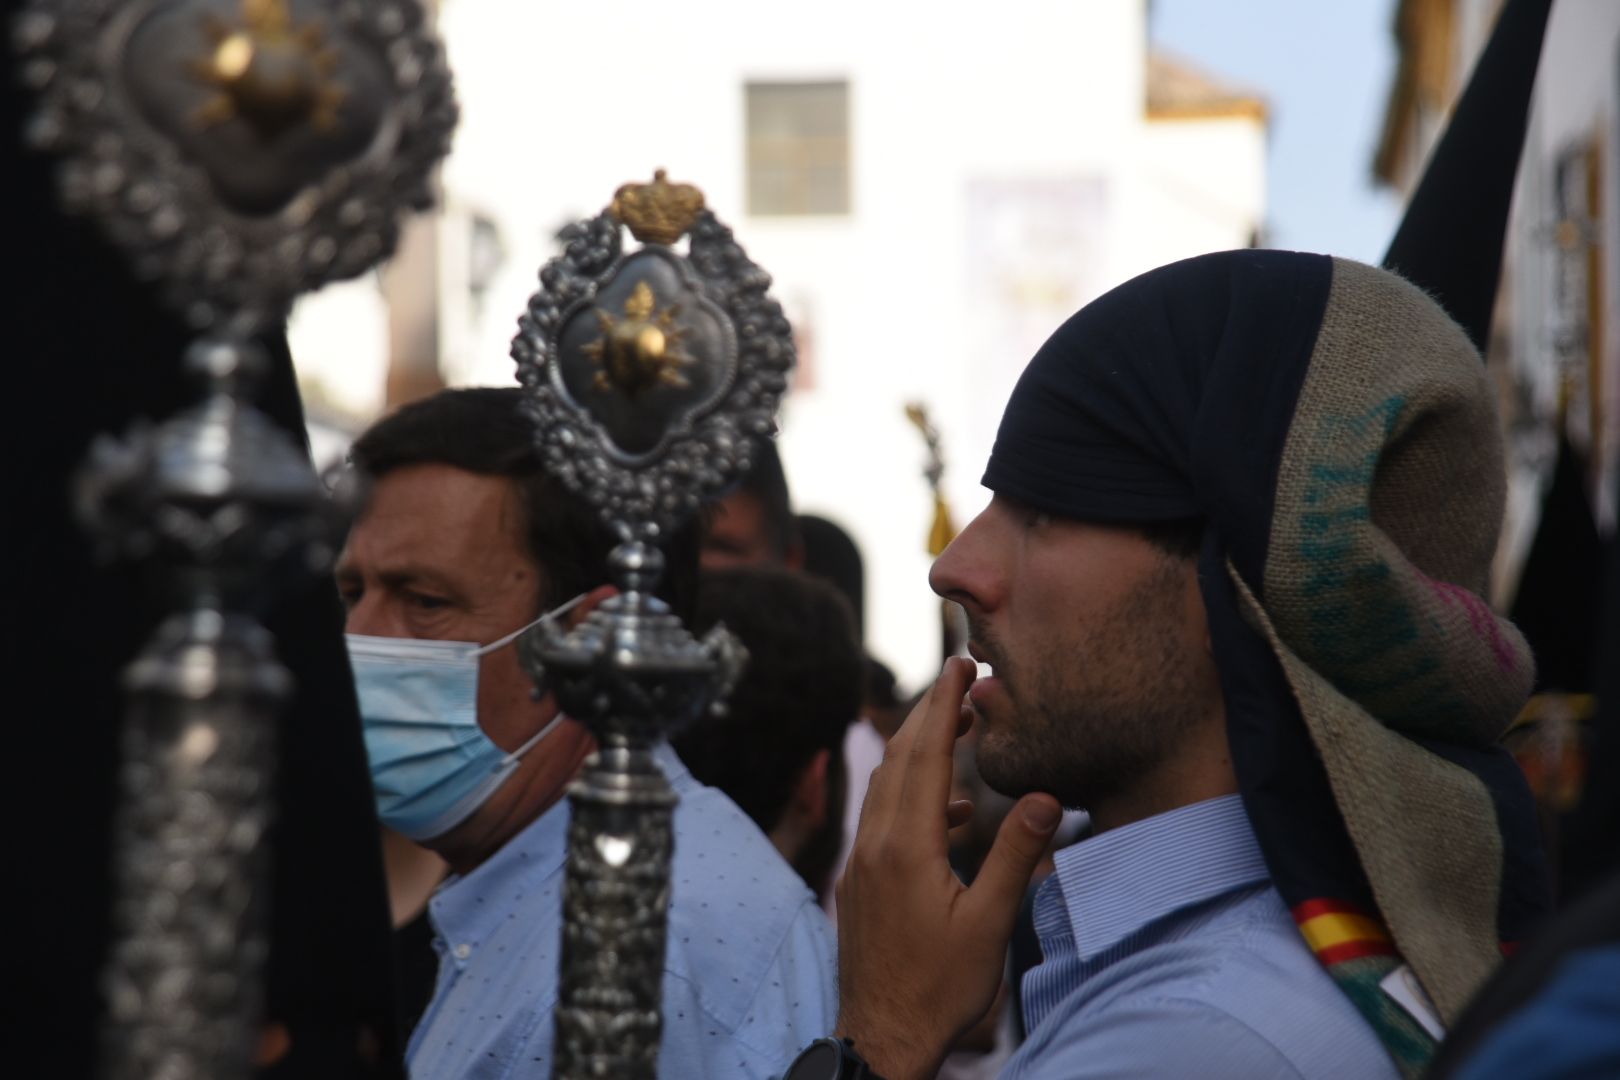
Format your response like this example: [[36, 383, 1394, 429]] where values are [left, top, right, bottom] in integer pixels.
[[453, 943, 471, 960]]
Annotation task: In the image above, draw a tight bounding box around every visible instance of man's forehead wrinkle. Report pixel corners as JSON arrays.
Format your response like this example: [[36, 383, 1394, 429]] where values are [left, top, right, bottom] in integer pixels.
[[355, 511, 454, 571], [376, 563, 460, 590], [347, 515, 479, 592], [491, 479, 524, 538], [485, 478, 550, 602]]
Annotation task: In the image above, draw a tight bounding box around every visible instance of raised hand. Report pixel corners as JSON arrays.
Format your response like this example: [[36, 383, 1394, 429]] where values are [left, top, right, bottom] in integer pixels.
[[833, 657, 1061, 1080]]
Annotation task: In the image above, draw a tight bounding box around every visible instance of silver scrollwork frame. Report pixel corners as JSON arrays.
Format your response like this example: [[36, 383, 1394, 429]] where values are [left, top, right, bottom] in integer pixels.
[[512, 207, 796, 543], [14, 0, 457, 335]]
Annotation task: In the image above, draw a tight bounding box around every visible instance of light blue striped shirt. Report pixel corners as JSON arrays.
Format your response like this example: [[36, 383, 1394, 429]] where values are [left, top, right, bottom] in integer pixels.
[[406, 742, 837, 1079], [1003, 795, 1398, 1079]]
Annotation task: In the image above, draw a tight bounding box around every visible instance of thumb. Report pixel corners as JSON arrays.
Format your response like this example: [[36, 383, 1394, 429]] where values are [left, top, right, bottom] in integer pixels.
[[963, 794, 1061, 933]]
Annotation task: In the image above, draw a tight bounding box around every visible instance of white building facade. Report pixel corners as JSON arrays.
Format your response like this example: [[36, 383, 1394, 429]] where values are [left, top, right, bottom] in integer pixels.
[[290, 0, 1267, 690]]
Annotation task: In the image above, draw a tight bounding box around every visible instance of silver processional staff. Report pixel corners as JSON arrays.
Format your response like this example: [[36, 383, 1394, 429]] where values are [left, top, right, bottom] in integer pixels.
[[15, 0, 456, 1074], [511, 169, 795, 1080]]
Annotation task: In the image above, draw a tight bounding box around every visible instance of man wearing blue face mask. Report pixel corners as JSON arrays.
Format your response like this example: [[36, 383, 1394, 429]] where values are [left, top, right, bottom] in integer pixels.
[[336, 387, 837, 1079]]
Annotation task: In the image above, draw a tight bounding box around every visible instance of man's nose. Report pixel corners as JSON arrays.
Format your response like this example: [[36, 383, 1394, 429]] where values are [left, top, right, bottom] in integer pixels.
[[928, 511, 1001, 613]]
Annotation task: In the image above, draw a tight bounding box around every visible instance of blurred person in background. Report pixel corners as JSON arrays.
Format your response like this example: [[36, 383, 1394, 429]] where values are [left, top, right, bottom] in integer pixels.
[[701, 439, 803, 570], [798, 513, 867, 641], [701, 458, 898, 918], [862, 657, 908, 741], [795, 513, 905, 910], [340, 388, 836, 1078], [673, 567, 863, 901]]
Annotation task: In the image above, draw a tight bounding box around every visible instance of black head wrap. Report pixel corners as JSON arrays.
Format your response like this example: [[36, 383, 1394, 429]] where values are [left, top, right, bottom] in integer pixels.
[[984, 249, 1329, 541]]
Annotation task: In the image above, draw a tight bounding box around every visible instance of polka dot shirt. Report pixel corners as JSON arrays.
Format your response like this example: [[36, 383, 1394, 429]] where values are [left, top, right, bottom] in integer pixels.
[[405, 741, 837, 1078]]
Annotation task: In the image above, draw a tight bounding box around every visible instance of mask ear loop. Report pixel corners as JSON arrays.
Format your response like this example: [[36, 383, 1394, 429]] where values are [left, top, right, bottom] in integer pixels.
[[483, 593, 588, 768], [499, 712, 567, 768], [472, 591, 592, 705], [473, 591, 590, 658]]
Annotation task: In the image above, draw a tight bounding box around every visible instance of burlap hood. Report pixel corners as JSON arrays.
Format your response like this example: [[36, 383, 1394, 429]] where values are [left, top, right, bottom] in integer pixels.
[[985, 250, 1549, 1076], [1259, 255, 1529, 986]]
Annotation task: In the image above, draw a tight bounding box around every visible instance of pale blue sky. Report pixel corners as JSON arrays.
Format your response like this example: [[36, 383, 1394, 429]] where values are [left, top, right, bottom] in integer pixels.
[[1150, 0, 1405, 264]]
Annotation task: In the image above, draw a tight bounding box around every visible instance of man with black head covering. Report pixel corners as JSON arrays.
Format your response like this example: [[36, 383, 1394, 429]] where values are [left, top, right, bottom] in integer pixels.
[[701, 438, 804, 569], [674, 567, 864, 902], [778, 248, 1546, 1080]]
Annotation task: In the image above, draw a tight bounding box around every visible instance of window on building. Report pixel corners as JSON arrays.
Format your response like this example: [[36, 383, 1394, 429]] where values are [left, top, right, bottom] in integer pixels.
[[746, 81, 850, 216]]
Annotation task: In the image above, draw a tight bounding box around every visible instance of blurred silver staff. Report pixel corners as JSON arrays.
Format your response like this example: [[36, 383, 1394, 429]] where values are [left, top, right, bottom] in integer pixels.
[[14, 1, 455, 1075]]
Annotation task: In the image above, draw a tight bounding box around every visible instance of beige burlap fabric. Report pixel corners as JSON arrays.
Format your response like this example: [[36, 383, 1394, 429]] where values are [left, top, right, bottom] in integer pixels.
[[1241, 257, 1535, 1023]]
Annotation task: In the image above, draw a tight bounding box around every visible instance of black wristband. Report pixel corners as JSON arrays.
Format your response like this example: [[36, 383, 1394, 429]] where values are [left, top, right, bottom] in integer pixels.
[[782, 1036, 888, 1080]]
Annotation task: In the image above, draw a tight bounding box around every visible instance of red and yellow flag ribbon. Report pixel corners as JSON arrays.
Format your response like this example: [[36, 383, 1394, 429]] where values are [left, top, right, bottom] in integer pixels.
[[1292, 899, 1398, 966]]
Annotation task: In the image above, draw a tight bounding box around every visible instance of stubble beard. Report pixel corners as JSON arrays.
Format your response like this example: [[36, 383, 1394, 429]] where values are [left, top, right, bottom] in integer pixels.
[[970, 556, 1207, 811]]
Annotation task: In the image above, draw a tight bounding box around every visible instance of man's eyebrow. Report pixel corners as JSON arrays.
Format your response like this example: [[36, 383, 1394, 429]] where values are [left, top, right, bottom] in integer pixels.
[[335, 562, 462, 593], [375, 565, 462, 593]]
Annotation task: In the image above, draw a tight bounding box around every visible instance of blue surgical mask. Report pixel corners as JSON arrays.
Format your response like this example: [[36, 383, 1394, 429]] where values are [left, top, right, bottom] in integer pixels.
[[347, 594, 585, 841]]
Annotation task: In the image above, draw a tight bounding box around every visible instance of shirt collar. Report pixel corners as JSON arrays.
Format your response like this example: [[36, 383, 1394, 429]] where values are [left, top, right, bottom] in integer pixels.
[[1047, 794, 1270, 960], [652, 739, 697, 793], [427, 740, 694, 968]]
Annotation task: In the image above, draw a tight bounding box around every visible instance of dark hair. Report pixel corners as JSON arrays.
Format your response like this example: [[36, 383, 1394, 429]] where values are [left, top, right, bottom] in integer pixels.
[[349, 387, 700, 619], [673, 568, 861, 834], [863, 655, 899, 711], [735, 438, 800, 561], [1135, 516, 1205, 560], [798, 513, 864, 641]]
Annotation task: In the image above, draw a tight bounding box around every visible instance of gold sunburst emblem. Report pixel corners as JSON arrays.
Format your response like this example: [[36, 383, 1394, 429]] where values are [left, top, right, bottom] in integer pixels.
[[583, 281, 695, 398], [190, 0, 345, 136]]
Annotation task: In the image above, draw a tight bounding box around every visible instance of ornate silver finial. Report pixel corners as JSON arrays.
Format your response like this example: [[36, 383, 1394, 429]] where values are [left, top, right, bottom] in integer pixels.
[[514, 172, 794, 542], [14, 1, 457, 1076], [15, 0, 456, 336], [511, 175, 794, 1079]]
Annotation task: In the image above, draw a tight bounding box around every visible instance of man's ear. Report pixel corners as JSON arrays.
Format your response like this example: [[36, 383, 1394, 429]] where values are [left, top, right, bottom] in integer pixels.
[[792, 747, 832, 830], [1183, 562, 1215, 658], [566, 584, 618, 630]]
